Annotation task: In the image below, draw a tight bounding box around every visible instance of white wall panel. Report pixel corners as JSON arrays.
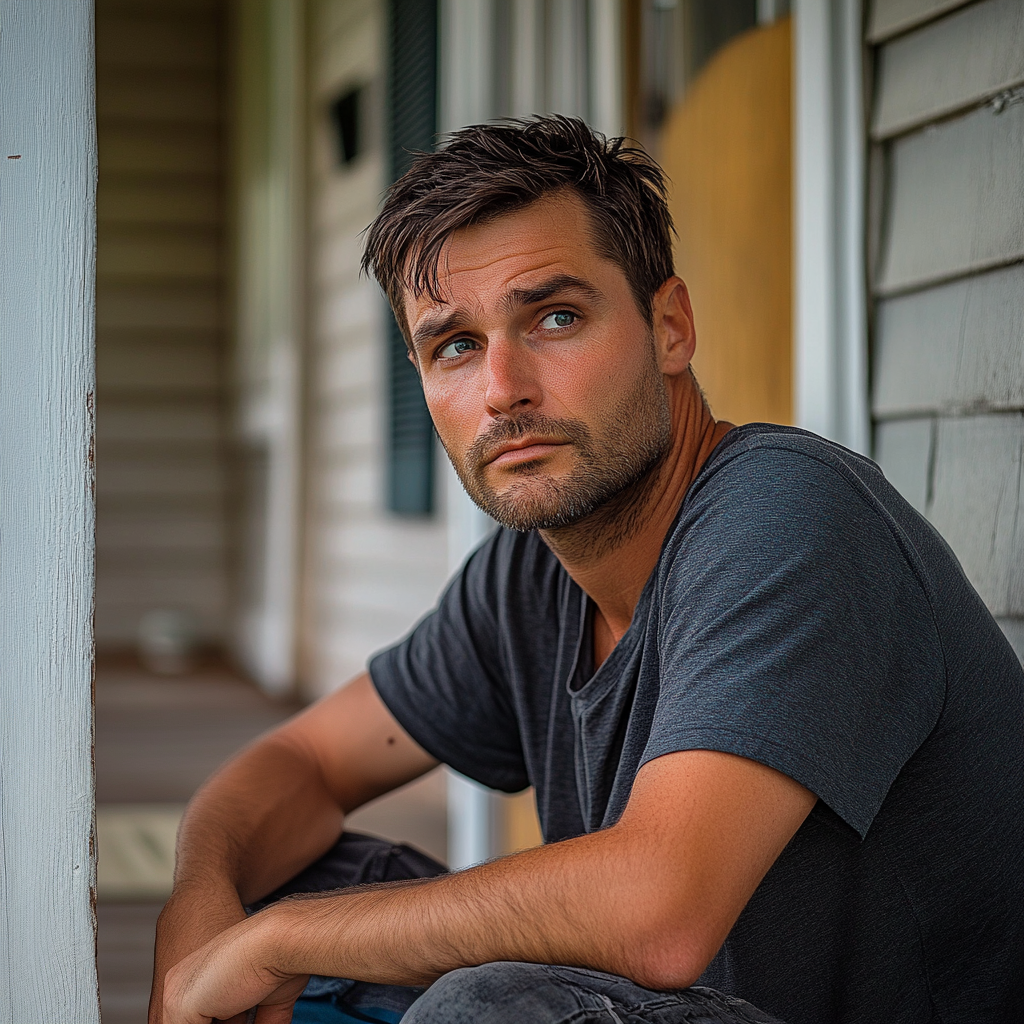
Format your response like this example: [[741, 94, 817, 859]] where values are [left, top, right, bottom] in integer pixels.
[[873, 262, 1024, 416], [98, 227, 221, 280], [97, 400, 223, 442], [928, 413, 1024, 616], [877, 99, 1024, 294], [101, 125, 222, 176], [97, 283, 220, 329], [98, 339, 221, 390], [998, 617, 1024, 663], [873, 0, 1024, 138], [95, 0, 229, 649], [874, 417, 933, 513], [867, 0, 973, 43], [302, 0, 450, 698]]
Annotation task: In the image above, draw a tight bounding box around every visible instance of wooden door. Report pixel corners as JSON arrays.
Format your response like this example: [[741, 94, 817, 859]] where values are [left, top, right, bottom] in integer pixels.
[[660, 19, 793, 426]]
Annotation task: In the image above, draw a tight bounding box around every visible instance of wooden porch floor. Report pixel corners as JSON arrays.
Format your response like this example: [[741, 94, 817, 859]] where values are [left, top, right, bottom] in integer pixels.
[[95, 657, 447, 1023]]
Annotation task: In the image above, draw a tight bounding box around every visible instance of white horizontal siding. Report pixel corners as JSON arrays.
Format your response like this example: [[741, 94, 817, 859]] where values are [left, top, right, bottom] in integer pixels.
[[97, 399, 223, 442], [94, 0, 229, 650], [303, 0, 449, 696], [873, 262, 1024, 417], [96, 9, 219, 68], [876, 99, 1024, 294], [98, 339, 221, 391], [97, 282, 221, 329], [878, 413, 1024, 618], [98, 226, 221, 280], [874, 417, 933, 515], [928, 414, 1024, 616], [867, 0, 974, 43], [868, 0, 1024, 641], [872, 0, 1024, 138]]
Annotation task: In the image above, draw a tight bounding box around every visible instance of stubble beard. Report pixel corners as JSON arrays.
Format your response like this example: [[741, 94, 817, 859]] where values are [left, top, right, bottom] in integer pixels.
[[443, 352, 672, 547]]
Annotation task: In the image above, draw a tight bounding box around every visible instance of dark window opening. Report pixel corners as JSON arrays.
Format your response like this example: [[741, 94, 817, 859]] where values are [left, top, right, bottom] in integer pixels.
[[330, 86, 363, 166]]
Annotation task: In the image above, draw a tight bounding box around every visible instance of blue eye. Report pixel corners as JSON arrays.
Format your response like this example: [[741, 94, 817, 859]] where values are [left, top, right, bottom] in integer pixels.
[[540, 311, 577, 330], [438, 338, 478, 359]]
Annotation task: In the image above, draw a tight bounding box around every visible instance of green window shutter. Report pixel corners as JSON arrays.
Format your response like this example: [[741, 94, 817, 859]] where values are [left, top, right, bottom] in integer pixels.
[[386, 0, 438, 515]]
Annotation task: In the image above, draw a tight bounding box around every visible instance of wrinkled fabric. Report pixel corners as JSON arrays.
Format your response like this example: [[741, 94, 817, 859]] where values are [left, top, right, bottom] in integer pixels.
[[404, 964, 784, 1024]]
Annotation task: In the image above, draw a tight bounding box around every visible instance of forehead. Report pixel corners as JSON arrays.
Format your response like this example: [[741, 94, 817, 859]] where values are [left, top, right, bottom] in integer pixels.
[[402, 193, 611, 324]]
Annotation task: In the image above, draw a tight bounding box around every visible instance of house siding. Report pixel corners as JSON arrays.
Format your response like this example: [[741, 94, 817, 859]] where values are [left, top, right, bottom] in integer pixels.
[[303, 0, 450, 697], [95, 0, 230, 649], [869, 0, 1024, 657]]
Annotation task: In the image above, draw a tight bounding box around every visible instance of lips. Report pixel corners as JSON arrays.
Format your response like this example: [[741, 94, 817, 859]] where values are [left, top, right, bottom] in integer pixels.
[[486, 438, 568, 467]]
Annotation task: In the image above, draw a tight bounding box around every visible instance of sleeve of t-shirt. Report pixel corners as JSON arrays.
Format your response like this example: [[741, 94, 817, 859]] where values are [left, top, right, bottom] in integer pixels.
[[368, 531, 530, 792], [644, 444, 946, 838]]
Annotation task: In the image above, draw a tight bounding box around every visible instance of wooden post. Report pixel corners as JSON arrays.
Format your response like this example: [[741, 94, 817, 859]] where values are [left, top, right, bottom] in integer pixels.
[[0, 2, 100, 1021]]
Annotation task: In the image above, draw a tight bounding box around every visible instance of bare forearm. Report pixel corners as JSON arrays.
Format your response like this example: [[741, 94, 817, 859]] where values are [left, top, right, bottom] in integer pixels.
[[161, 752, 816, 1024], [162, 826, 691, 1024], [249, 825, 690, 990]]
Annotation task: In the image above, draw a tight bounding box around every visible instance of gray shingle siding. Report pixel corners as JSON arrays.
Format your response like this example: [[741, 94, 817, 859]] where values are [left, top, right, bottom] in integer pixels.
[[869, 0, 1024, 643]]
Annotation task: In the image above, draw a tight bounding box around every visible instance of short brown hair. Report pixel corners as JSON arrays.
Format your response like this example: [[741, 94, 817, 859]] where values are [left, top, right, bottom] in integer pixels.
[[362, 115, 675, 339]]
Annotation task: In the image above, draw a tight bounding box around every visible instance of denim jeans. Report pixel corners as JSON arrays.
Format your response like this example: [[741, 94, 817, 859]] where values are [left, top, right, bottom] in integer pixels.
[[249, 832, 785, 1024]]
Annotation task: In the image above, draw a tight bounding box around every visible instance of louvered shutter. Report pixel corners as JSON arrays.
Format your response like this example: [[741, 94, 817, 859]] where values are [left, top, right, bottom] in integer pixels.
[[386, 0, 438, 515]]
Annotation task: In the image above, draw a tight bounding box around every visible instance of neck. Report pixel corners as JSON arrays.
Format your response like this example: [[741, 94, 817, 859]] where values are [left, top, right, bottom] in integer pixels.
[[540, 384, 731, 644]]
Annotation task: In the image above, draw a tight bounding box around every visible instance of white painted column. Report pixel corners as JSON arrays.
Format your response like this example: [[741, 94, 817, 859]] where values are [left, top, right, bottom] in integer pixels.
[[439, 0, 502, 868], [233, 0, 306, 695], [511, 0, 544, 115], [588, 0, 624, 136], [440, 0, 496, 130], [0, 2, 100, 1021], [793, 0, 869, 453]]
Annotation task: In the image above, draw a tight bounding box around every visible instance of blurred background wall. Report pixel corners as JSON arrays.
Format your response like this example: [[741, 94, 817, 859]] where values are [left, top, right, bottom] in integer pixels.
[[95, 0, 231, 655]]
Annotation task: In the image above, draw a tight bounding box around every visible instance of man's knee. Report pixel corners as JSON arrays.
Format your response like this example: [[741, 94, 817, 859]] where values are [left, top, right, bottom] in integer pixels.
[[403, 962, 577, 1024]]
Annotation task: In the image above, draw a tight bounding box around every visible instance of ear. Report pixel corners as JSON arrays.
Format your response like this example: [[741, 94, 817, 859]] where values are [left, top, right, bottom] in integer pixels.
[[652, 277, 696, 376]]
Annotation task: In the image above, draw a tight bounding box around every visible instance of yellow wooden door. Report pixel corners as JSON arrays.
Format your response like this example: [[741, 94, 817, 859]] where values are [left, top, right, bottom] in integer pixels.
[[660, 19, 792, 427]]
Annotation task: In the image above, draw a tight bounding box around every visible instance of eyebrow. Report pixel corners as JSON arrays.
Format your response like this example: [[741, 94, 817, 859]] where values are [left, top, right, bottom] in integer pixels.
[[500, 274, 603, 316], [410, 309, 474, 353], [409, 274, 603, 353]]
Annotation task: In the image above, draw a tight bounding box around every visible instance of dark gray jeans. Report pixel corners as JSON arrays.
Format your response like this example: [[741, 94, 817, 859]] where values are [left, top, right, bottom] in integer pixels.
[[249, 832, 785, 1024]]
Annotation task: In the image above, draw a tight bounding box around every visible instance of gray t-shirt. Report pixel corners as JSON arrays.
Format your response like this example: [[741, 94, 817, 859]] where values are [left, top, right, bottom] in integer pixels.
[[370, 424, 1024, 1024]]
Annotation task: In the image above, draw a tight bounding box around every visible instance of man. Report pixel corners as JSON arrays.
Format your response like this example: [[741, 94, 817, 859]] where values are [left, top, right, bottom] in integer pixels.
[[155, 117, 1024, 1024]]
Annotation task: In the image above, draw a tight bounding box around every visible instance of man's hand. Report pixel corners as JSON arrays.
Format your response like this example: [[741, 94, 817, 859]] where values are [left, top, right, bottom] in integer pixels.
[[161, 913, 309, 1024], [149, 882, 248, 1024], [146, 673, 439, 1022]]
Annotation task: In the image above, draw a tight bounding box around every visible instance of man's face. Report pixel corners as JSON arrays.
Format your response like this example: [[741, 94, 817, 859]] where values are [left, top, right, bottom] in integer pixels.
[[403, 193, 672, 533]]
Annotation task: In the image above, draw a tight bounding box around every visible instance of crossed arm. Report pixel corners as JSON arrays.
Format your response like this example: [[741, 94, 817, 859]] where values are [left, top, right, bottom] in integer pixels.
[[153, 673, 816, 1024]]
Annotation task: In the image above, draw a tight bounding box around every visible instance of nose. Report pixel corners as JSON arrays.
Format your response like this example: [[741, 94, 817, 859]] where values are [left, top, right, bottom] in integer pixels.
[[483, 335, 540, 418]]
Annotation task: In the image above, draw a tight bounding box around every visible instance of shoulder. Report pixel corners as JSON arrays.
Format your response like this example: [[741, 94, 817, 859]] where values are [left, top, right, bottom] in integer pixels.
[[659, 423, 925, 600], [691, 424, 888, 508], [674, 424, 901, 545]]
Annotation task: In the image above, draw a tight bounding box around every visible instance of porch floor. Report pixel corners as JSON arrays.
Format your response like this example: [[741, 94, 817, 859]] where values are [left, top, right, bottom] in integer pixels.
[[95, 657, 447, 1024]]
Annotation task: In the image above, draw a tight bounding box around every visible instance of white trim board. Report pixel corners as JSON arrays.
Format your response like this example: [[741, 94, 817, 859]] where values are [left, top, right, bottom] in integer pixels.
[[793, 0, 870, 453], [0, 1, 100, 1020]]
